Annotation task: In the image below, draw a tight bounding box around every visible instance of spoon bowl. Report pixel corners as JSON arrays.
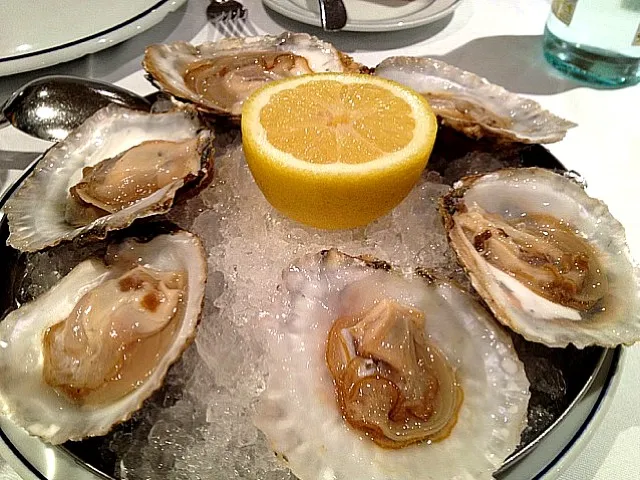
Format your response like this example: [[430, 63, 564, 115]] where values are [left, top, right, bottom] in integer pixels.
[[1, 75, 152, 142]]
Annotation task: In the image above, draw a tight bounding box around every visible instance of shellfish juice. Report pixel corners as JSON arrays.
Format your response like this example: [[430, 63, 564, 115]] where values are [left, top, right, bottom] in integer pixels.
[[3, 127, 601, 479]]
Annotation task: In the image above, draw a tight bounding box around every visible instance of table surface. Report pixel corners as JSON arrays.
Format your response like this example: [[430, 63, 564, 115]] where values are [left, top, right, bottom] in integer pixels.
[[0, 0, 639, 478]]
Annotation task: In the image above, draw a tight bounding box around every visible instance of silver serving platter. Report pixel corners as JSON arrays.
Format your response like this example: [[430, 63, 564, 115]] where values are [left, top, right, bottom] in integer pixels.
[[0, 135, 623, 480]]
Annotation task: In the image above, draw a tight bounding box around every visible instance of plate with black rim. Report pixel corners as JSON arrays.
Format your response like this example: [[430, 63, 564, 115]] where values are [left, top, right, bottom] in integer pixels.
[[0, 0, 186, 77]]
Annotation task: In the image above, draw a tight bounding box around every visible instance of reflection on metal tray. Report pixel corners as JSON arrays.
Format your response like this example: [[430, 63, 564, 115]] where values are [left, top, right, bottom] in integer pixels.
[[0, 128, 621, 480]]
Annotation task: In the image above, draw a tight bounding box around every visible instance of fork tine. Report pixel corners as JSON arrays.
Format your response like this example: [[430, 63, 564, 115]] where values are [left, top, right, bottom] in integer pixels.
[[220, 16, 240, 35], [232, 17, 247, 35], [217, 20, 232, 37]]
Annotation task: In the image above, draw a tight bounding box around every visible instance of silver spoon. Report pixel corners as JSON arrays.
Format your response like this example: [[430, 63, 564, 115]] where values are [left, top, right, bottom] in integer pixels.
[[0, 75, 152, 142]]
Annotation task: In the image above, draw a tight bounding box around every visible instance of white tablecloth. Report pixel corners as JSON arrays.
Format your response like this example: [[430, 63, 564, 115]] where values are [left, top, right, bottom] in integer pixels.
[[0, 0, 638, 478]]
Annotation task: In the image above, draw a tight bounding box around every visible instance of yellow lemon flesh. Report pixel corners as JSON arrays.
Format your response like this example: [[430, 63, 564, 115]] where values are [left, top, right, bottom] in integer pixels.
[[241, 73, 438, 230]]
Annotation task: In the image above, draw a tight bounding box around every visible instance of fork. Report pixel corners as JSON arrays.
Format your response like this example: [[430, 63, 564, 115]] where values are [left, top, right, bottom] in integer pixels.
[[208, 0, 259, 38], [206, 0, 247, 22]]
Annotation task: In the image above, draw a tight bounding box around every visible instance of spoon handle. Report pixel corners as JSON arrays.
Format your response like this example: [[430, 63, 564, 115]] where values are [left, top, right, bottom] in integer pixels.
[[318, 0, 347, 31]]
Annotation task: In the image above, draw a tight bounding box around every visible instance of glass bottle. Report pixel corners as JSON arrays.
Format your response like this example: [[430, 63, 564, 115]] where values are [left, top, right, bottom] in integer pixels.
[[543, 0, 640, 87]]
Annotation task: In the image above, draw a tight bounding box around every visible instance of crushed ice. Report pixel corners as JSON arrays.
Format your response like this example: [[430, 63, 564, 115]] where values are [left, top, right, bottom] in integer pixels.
[[114, 137, 456, 479]]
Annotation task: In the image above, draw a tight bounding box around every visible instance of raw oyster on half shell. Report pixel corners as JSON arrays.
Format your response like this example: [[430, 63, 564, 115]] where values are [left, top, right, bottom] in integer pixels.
[[256, 249, 530, 480], [3, 105, 214, 252], [440, 167, 640, 348], [0, 231, 206, 444], [143, 32, 365, 117], [375, 56, 576, 143]]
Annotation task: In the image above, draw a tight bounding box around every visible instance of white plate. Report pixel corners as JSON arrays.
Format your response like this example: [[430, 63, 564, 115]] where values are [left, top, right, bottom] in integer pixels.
[[262, 0, 463, 32], [0, 0, 186, 77]]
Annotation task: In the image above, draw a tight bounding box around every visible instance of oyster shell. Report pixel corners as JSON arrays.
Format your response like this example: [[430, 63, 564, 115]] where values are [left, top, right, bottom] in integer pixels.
[[143, 32, 365, 117], [375, 56, 576, 143], [0, 231, 206, 444], [3, 105, 214, 252], [440, 167, 640, 348], [256, 249, 530, 480]]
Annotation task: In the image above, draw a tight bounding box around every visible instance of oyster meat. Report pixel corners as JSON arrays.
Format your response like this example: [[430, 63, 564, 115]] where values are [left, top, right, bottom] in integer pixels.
[[3, 105, 214, 252], [440, 167, 640, 348], [256, 249, 530, 480], [143, 32, 365, 117], [375, 56, 576, 143], [0, 231, 206, 444]]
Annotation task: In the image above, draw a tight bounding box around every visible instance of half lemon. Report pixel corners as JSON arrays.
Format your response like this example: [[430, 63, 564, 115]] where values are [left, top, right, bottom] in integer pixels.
[[241, 73, 437, 230]]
